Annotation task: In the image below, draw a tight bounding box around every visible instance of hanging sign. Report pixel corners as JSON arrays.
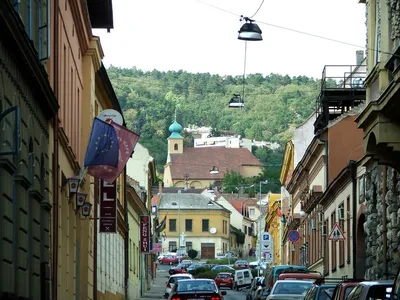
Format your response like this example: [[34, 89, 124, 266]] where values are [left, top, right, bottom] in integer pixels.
[[99, 180, 117, 233], [328, 223, 345, 241], [140, 215, 150, 253]]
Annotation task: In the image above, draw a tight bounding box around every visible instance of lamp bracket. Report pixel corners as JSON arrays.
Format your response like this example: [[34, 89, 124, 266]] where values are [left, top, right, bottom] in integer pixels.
[[240, 15, 255, 23]]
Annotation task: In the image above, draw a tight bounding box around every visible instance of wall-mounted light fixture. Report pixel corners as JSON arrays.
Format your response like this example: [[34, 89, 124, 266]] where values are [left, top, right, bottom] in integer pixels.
[[66, 176, 92, 219]]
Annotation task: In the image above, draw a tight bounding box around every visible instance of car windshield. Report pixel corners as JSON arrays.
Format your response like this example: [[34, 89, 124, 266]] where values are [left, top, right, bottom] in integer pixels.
[[344, 286, 355, 298], [177, 280, 217, 292], [273, 282, 313, 294], [319, 287, 335, 300], [217, 274, 231, 278], [170, 276, 191, 283], [176, 264, 185, 268]]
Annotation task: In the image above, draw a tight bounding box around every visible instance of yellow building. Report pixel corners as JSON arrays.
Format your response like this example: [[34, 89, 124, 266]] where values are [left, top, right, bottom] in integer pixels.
[[265, 193, 282, 265], [158, 193, 231, 259], [163, 120, 263, 188]]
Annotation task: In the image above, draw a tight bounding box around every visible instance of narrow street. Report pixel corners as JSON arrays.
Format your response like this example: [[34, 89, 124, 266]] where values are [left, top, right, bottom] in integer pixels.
[[155, 264, 247, 300]]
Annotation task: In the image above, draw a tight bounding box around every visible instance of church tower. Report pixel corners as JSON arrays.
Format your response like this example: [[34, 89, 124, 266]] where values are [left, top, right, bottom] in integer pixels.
[[167, 120, 184, 159]]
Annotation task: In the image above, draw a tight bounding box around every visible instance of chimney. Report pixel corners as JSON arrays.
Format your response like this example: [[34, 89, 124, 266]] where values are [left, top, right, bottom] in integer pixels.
[[158, 181, 163, 194], [356, 50, 364, 65]]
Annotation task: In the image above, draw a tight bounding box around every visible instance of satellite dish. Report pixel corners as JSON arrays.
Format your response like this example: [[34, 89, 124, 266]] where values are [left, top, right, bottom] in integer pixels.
[[209, 227, 217, 234], [97, 109, 123, 125]]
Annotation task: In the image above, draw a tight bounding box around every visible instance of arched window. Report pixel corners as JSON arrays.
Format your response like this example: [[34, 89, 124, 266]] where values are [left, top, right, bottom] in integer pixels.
[[174, 143, 178, 151]]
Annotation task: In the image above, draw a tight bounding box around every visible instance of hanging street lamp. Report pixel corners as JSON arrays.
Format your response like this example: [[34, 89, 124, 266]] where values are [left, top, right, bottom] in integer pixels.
[[238, 16, 263, 41]]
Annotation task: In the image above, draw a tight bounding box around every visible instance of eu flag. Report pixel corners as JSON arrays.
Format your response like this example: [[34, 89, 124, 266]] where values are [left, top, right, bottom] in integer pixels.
[[83, 117, 119, 167]]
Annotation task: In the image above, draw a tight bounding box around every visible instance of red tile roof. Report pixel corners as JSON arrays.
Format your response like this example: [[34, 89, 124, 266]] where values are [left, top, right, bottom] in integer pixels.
[[226, 197, 259, 215], [169, 147, 262, 180]]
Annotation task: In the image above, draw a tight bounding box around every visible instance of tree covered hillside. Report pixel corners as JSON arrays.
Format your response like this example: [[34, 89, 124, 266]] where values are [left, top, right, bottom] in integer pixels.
[[107, 67, 320, 176]]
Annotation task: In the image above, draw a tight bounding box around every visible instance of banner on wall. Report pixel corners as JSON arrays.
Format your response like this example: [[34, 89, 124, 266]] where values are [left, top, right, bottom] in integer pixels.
[[140, 215, 150, 253], [99, 180, 117, 233]]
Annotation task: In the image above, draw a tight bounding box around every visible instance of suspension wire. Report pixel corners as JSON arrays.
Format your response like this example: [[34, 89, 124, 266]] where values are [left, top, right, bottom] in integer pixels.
[[194, 0, 400, 59], [242, 41, 247, 106], [250, 0, 265, 19]]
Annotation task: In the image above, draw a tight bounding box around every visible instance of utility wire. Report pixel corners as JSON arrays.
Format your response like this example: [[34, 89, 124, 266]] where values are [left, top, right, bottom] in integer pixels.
[[250, 0, 265, 19], [194, 0, 400, 58]]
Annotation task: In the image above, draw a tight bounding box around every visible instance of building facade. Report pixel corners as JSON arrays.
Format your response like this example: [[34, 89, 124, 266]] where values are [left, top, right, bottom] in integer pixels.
[[265, 194, 282, 266], [0, 2, 58, 299], [355, 0, 400, 280], [158, 193, 231, 259]]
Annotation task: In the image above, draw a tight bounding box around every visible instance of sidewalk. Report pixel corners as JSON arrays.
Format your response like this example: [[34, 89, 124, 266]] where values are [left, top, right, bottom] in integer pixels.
[[140, 269, 169, 299]]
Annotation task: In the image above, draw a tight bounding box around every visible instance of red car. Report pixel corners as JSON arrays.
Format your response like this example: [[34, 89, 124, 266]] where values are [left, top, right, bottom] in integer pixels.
[[234, 260, 249, 269], [215, 272, 235, 289], [159, 255, 179, 265], [169, 263, 188, 275]]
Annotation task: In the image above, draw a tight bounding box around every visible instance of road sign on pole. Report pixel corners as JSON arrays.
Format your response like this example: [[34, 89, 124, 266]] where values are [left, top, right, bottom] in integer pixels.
[[288, 230, 300, 243], [328, 223, 345, 241]]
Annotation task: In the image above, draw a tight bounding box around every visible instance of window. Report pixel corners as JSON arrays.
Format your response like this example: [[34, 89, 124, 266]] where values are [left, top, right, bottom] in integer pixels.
[[13, 0, 50, 62], [249, 208, 255, 216], [185, 219, 192, 232], [186, 241, 192, 251], [244, 226, 247, 235], [169, 241, 177, 252], [174, 143, 178, 150], [331, 211, 337, 272], [169, 219, 176, 232], [202, 219, 209, 232]]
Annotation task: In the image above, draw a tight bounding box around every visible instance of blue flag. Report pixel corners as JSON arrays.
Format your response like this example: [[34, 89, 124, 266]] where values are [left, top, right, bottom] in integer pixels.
[[83, 117, 119, 167]]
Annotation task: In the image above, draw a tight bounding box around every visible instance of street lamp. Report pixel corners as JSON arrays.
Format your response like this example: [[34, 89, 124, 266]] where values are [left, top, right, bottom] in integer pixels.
[[258, 180, 268, 271]]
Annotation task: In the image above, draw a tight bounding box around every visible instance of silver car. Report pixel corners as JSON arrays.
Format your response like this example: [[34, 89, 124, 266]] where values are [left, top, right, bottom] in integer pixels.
[[266, 280, 313, 300], [164, 273, 193, 299]]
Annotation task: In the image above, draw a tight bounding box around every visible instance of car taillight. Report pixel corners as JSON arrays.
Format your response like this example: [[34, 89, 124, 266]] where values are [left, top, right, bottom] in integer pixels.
[[210, 297, 221, 300], [171, 297, 181, 300]]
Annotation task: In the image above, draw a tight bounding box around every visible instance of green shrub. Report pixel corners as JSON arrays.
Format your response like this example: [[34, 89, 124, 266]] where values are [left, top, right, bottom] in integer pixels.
[[192, 270, 224, 279], [206, 258, 237, 265], [188, 267, 207, 276], [187, 249, 198, 259]]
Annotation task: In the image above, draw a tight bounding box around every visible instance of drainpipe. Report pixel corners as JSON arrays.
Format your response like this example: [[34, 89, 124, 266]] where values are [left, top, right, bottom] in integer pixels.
[[318, 136, 328, 274], [382, 165, 388, 279], [124, 169, 129, 298], [350, 160, 358, 278], [52, 0, 60, 298], [93, 179, 99, 300]]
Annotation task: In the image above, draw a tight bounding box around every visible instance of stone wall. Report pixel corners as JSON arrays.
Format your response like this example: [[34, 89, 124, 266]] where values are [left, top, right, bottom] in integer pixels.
[[364, 165, 400, 279]]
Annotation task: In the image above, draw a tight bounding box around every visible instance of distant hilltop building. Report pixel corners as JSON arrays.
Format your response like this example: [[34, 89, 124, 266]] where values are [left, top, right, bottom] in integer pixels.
[[184, 125, 280, 151]]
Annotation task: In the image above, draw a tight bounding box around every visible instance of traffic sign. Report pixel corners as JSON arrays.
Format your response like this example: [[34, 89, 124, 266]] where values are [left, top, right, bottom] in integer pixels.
[[264, 251, 273, 263], [328, 223, 345, 241], [262, 232, 271, 241], [288, 230, 300, 243]]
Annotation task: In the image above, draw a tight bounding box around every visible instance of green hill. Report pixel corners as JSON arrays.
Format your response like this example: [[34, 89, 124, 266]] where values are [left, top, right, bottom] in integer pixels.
[[107, 66, 319, 191]]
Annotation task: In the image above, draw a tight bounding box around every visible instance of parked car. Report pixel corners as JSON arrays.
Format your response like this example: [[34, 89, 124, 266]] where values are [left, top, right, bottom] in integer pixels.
[[264, 265, 308, 290], [235, 260, 249, 269], [167, 279, 227, 300], [163, 273, 193, 299], [159, 255, 179, 265], [331, 279, 363, 300], [266, 279, 313, 300], [278, 271, 322, 282], [216, 253, 226, 260], [346, 280, 393, 300], [249, 260, 268, 270], [169, 263, 189, 275], [215, 272, 235, 289], [186, 263, 204, 272], [158, 252, 176, 261], [180, 259, 192, 266], [303, 284, 336, 300], [234, 269, 253, 290], [211, 265, 235, 272]]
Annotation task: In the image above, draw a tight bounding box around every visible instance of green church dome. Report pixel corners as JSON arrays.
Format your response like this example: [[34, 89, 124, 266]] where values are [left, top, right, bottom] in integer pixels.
[[168, 120, 183, 139]]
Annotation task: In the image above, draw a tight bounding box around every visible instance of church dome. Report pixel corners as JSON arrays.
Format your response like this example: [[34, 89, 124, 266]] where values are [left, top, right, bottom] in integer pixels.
[[169, 120, 182, 134]]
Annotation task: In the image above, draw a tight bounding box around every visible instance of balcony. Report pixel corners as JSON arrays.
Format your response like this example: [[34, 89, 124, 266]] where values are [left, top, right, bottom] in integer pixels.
[[314, 65, 366, 133]]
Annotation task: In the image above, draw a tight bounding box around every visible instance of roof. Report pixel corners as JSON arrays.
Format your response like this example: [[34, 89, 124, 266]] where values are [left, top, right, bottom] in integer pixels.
[[168, 147, 262, 180], [158, 193, 230, 212], [226, 198, 259, 214]]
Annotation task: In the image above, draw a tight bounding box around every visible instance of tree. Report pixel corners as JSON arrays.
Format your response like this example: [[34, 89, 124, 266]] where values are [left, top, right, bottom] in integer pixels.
[[187, 249, 198, 259]]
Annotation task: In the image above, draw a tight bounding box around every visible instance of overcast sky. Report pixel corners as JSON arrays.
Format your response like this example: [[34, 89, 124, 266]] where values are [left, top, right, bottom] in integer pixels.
[[93, 0, 366, 78]]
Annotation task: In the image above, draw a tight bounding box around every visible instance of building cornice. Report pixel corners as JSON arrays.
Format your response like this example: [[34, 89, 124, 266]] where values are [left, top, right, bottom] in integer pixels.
[[69, 0, 92, 53]]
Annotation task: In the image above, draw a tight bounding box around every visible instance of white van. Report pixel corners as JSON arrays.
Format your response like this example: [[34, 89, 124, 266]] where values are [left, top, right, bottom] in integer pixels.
[[234, 269, 253, 290]]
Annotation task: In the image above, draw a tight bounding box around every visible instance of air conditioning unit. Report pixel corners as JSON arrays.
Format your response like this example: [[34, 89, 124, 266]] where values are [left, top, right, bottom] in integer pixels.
[[338, 206, 345, 220], [321, 224, 327, 236], [318, 212, 324, 223], [311, 219, 316, 230]]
